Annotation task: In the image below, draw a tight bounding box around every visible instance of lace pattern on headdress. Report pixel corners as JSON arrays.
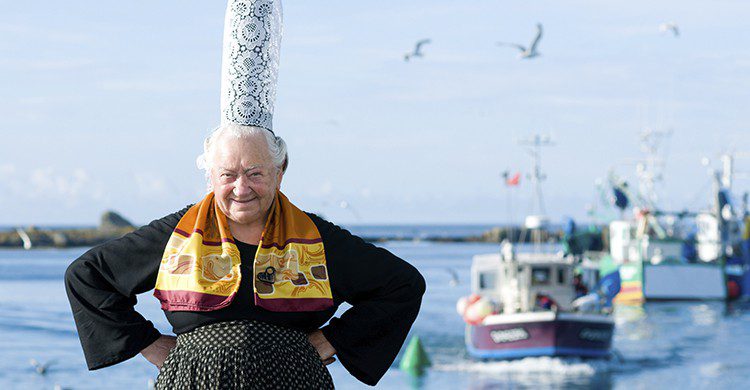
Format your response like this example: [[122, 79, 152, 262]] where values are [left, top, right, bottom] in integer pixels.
[[220, 0, 282, 131]]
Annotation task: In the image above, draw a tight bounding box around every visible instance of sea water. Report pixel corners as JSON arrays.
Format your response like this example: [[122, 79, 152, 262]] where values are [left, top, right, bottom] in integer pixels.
[[1, 239, 750, 389]]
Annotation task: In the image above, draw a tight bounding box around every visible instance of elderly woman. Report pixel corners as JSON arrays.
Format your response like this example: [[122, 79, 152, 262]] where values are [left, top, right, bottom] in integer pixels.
[[64, 124, 426, 388]]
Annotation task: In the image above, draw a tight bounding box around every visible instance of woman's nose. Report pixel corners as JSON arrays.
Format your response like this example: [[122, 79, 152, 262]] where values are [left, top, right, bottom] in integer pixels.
[[233, 176, 252, 195]]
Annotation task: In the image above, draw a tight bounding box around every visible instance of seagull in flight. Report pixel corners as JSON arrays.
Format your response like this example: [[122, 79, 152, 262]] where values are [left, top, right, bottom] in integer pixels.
[[497, 23, 543, 59], [659, 22, 679, 37], [30, 358, 56, 376], [404, 39, 431, 61], [446, 268, 459, 287]]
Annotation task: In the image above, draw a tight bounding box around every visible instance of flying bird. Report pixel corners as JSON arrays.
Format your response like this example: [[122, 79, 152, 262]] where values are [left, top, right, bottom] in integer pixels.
[[338, 200, 362, 221], [659, 22, 679, 37], [404, 39, 431, 61], [446, 268, 459, 287], [497, 23, 543, 59], [29, 358, 56, 375]]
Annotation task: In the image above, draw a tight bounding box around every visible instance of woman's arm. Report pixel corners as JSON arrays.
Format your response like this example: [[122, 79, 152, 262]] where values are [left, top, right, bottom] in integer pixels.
[[140, 334, 177, 369], [64, 205, 190, 370], [310, 215, 426, 386]]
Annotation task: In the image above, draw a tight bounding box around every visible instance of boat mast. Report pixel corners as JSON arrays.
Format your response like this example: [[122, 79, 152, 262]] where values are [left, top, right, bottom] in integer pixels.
[[721, 154, 734, 191], [519, 134, 554, 247], [519, 134, 553, 218], [704, 153, 739, 262], [636, 128, 671, 210]]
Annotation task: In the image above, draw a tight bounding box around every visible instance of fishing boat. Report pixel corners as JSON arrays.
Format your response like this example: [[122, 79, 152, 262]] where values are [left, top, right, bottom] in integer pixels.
[[458, 135, 616, 360], [602, 152, 749, 302], [462, 244, 616, 359]]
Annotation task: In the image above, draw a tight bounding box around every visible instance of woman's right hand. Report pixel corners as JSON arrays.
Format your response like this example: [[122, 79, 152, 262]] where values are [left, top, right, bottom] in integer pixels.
[[140, 335, 177, 369]]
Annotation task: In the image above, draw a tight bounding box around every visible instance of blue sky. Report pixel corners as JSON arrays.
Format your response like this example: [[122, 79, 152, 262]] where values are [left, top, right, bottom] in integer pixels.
[[1, 0, 749, 225]]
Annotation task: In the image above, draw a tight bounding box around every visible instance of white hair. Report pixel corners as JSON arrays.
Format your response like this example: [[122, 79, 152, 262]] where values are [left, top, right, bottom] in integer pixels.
[[196, 123, 288, 191]]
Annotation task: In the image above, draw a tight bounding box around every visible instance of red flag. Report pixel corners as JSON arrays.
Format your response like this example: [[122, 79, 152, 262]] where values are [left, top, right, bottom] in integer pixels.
[[505, 172, 521, 186]]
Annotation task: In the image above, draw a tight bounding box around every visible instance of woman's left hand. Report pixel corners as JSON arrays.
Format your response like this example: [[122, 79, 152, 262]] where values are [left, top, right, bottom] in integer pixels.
[[307, 330, 337, 365]]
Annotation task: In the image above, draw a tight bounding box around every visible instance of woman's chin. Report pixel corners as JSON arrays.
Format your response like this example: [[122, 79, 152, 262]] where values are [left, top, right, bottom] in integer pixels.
[[228, 209, 261, 225]]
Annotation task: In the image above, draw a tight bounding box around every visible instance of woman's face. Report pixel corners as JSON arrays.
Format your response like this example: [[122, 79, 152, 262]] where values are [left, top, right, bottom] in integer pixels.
[[209, 132, 283, 227]]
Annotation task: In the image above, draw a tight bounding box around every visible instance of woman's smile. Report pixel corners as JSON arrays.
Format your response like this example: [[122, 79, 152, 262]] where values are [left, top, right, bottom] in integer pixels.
[[231, 197, 256, 204]]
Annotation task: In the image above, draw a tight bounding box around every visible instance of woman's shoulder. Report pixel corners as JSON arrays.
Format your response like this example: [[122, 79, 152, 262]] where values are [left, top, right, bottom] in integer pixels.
[[305, 212, 329, 226], [303, 214, 352, 268], [304, 213, 363, 246], [305, 212, 339, 237], [159, 204, 194, 225]]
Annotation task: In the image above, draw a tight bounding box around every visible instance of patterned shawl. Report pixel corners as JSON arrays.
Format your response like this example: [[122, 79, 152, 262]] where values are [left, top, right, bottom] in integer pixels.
[[153, 191, 333, 312]]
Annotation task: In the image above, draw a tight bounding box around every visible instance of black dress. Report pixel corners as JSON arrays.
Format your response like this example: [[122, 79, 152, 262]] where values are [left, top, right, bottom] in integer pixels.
[[156, 319, 337, 389], [64, 206, 426, 386]]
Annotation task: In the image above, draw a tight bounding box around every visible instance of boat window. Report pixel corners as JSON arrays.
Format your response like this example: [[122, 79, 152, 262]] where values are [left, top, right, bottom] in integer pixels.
[[479, 271, 497, 290], [557, 268, 565, 284], [531, 267, 550, 285]]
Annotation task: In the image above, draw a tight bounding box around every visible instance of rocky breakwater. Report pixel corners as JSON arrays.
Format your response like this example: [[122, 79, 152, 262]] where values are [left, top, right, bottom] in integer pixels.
[[474, 226, 563, 243], [0, 211, 136, 249], [361, 226, 564, 243]]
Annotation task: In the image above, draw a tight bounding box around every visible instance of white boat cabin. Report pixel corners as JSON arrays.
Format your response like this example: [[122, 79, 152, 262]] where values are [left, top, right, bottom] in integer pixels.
[[609, 219, 683, 264], [471, 244, 576, 313]]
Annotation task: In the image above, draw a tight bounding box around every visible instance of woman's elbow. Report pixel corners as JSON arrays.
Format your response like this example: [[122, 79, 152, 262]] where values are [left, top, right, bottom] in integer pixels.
[[407, 264, 427, 298], [64, 251, 95, 291], [64, 257, 84, 291], [416, 271, 426, 296]]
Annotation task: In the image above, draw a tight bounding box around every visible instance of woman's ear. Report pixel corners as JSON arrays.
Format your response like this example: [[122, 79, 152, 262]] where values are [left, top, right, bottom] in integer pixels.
[[276, 169, 284, 190], [276, 157, 287, 190]]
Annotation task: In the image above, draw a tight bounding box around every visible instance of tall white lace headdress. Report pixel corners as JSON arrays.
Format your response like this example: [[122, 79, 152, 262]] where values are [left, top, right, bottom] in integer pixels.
[[220, 0, 283, 132]]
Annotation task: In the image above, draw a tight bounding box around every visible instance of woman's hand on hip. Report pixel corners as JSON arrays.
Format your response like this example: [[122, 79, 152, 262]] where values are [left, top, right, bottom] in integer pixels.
[[140, 334, 177, 369], [307, 330, 337, 365]]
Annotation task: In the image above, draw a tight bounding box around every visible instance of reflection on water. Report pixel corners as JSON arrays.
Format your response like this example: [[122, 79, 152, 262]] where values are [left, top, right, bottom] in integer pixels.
[[689, 304, 720, 326], [2, 244, 750, 389]]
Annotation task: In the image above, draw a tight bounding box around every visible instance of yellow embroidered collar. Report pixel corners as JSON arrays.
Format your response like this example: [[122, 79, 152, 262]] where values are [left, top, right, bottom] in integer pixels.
[[154, 191, 333, 312]]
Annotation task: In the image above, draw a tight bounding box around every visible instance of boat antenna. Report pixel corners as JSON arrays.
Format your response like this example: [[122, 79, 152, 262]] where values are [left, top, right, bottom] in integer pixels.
[[519, 134, 554, 216], [636, 127, 672, 209], [518, 134, 554, 248]]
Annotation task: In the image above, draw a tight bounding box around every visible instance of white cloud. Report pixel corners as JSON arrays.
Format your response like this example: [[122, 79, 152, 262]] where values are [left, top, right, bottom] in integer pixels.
[[29, 167, 96, 200], [0, 163, 15, 176], [0, 163, 16, 202], [0, 165, 107, 206], [308, 180, 333, 198], [133, 172, 169, 199]]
